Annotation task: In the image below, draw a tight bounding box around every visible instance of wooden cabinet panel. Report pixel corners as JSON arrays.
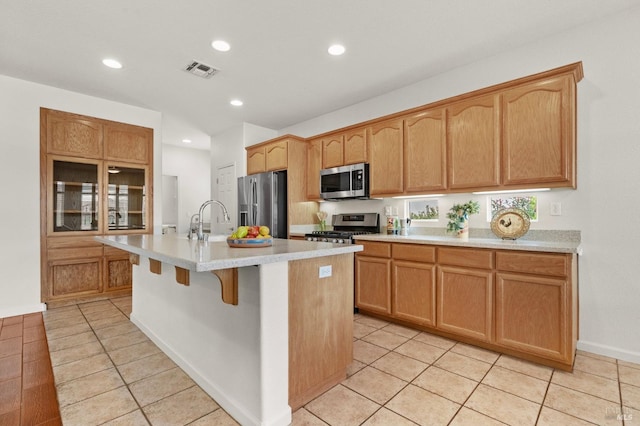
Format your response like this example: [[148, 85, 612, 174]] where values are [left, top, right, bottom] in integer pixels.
[[358, 241, 391, 258], [447, 94, 500, 190], [496, 251, 568, 277], [496, 272, 569, 361], [289, 254, 354, 409], [438, 247, 493, 270], [502, 75, 575, 187], [393, 260, 436, 326], [44, 109, 103, 158], [344, 128, 367, 165], [322, 135, 344, 169], [392, 243, 435, 263], [48, 258, 102, 298], [266, 140, 288, 171], [367, 118, 404, 196], [246, 146, 266, 175], [404, 109, 447, 192], [306, 138, 322, 200], [355, 256, 391, 315], [105, 257, 132, 291], [104, 123, 152, 164], [437, 265, 493, 342]]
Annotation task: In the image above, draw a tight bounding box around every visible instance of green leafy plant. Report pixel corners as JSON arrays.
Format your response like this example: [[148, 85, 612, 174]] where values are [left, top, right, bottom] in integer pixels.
[[446, 201, 480, 233]]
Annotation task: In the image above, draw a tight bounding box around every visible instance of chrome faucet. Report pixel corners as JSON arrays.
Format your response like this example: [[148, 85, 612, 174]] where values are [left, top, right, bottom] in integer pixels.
[[197, 200, 231, 241], [188, 213, 200, 239]]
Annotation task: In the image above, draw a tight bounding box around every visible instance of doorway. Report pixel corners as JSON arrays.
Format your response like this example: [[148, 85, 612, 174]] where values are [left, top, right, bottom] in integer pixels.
[[162, 175, 178, 234], [215, 164, 236, 234]]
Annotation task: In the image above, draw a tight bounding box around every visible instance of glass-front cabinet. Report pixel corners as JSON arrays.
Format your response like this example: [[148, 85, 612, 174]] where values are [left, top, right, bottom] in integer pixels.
[[107, 164, 147, 231], [48, 158, 149, 235]]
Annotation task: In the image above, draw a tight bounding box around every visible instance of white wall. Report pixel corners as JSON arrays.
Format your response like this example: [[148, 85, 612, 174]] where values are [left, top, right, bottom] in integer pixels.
[[210, 123, 278, 230], [281, 8, 640, 362], [0, 74, 162, 317], [161, 144, 211, 235]]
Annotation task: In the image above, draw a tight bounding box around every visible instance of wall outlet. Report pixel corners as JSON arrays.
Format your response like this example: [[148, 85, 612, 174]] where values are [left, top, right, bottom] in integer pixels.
[[384, 206, 392, 216], [319, 265, 332, 278], [550, 202, 562, 216]]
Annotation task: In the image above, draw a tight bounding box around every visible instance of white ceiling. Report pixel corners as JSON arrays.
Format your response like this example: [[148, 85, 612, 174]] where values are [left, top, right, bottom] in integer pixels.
[[2, 0, 640, 150]]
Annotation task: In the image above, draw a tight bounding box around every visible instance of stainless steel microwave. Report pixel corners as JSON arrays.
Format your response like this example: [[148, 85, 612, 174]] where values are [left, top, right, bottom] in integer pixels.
[[320, 163, 369, 200]]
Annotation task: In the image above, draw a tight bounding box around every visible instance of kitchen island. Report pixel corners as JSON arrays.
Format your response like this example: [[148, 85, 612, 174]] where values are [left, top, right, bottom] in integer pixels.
[[97, 234, 362, 426]]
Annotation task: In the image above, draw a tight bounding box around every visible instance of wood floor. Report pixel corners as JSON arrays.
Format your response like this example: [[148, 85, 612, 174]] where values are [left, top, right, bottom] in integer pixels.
[[0, 312, 61, 425]]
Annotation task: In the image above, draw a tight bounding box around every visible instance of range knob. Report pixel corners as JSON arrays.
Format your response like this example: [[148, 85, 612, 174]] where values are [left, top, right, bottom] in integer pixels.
[[337, 239, 345, 244], [331, 238, 338, 243]]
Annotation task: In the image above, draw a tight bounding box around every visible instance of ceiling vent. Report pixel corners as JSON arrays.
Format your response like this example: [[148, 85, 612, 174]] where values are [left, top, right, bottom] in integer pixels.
[[184, 61, 219, 79]]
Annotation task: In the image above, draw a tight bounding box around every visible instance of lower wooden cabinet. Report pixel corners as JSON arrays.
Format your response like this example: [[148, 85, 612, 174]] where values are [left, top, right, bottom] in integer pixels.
[[355, 240, 578, 369], [355, 256, 391, 315], [437, 265, 493, 342]]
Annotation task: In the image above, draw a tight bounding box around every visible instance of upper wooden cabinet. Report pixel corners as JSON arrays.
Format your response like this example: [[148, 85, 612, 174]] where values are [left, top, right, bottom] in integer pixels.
[[367, 118, 404, 196], [322, 134, 344, 169], [44, 109, 103, 158], [502, 75, 576, 188], [306, 138, 322, 200], [344, 128, 367, 165], [104, 122, 153, 164], [404, 108, 447, 192], [246, 145, 266, 175], [447, 94, 501, 190]]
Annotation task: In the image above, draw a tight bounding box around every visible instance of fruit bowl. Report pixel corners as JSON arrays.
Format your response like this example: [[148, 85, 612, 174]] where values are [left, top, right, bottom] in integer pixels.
[[226, 237, 273, 248]]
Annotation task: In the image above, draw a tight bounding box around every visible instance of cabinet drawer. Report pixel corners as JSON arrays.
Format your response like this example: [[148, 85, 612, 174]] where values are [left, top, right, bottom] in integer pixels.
[[47, 236, 103, 250], [496, 251, 569, 277], [393, 243, 435, 263], [438, 247, 493, 269], [48, 247, 104, 261], [104, 246, 131, 257], [357, 241, 391, 258]]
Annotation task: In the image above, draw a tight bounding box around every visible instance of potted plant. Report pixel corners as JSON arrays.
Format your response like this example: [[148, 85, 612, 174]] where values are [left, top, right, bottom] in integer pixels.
[[446, 201, 480, 239]]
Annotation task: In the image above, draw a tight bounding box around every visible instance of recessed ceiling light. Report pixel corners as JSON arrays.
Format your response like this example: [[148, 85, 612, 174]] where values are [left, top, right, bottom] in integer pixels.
[[230, 99, 243, 106], [328, 44, 346, 56], [211, 40, 231, 52], [182, 139, 192, 144], [102, 58, 123, 69]]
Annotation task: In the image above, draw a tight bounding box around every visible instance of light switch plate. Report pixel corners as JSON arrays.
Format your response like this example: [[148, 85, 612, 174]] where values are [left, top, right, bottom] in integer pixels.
[[550, 202, 562, 216], [319, 265, 332, 278]]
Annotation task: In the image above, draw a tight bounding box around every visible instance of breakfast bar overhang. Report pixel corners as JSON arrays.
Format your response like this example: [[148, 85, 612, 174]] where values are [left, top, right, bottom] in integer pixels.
[[97, 234, 362, 426]]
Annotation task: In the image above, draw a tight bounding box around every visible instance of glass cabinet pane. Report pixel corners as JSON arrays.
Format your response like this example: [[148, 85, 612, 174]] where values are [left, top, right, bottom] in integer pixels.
[[53, 160, 99, 232], [108, 165, 146, 231]]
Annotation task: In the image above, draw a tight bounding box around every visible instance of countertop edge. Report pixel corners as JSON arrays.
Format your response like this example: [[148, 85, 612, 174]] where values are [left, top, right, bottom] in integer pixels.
[[352, 234, 582, 254], [96, 235, 362, 272]]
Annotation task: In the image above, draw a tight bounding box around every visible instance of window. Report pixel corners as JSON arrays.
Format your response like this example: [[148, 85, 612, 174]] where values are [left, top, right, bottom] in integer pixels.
[[488, 195, 538, 221], [407, 199, 440, 221]]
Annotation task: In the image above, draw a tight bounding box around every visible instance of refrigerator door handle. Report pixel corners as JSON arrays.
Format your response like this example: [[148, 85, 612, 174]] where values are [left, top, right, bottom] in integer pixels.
[[251, 178, 258, 225]]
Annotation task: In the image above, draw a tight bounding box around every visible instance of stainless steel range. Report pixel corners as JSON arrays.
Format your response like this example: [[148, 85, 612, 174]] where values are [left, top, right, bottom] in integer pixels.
[[305, 212, 380, 244]]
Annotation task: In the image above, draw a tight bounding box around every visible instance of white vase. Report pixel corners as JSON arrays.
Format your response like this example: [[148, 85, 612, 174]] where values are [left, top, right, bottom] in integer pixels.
[[456, 220, 469, 240]]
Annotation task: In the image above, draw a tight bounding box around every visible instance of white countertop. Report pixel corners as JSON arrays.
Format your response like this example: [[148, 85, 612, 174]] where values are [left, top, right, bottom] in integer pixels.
[[353, 234, 582, 254], [97, 234, 362, 272]]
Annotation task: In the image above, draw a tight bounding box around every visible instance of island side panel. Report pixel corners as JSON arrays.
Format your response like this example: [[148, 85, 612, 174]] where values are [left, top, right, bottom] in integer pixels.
[[130, 257, 291, 426], [288, 253, 354, 410]]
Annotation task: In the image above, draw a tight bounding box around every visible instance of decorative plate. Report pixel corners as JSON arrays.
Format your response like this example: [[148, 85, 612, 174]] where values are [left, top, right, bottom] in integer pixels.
[[490, 208, 530, 240], [226, 237, 273, 248]]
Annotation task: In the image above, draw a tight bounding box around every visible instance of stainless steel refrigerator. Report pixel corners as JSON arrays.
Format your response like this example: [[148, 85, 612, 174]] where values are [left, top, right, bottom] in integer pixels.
[[237, 171, 287, 238]]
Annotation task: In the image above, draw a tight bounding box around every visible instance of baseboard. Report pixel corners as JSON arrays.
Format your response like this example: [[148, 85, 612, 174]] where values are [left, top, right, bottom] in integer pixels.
[[130, 313, 291, 426], [577, 340, 640, 365], [0, 303, 46, 318]]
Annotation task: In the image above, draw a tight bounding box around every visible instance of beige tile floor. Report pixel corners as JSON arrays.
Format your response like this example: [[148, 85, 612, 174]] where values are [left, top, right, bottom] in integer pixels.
[[43, 297, 639, 425]]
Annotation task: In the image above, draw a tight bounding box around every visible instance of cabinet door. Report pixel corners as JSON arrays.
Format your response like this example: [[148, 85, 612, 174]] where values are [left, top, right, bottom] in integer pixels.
[[106, 164, 149, 233], [495, 272, 570, 362], [392, 260, 436, 326], [437, 265, 493, 342], [404, 109, 447, 192], [246, 146, 266, 175], [447, 94, 500, 190], [367, 118, 404, 196], [306, 138, 323, 200], [502, 75, 575, 187], [344, 128, 367, 165], [322, 135, 344, 169], [49, 158, 102, 234], [104, 247, 132, 291], [104, 123, 152, 164], [44, 109, 103, 158], [355, 255, 391, 315], [266, 140, 288, 171], [47, 257, 103, 299]]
